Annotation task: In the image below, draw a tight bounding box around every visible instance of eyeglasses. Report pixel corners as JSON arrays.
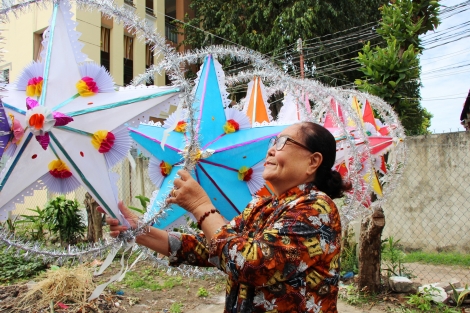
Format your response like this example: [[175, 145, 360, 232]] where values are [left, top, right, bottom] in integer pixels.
[[268, 136, 314, 153]]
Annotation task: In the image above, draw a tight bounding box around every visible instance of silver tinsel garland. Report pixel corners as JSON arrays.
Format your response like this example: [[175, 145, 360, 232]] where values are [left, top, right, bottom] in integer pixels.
[[0, 0, 405, 268]]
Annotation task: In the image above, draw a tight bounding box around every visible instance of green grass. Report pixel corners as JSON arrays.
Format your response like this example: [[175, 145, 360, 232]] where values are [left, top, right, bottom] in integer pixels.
[[403, 251, 470, 267], [122, 269, 182, 291]]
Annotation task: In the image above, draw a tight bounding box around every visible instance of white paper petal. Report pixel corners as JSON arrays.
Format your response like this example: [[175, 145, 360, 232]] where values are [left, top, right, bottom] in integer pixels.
[[246, 161, 265, 195], [39, 171, 81, 194], [163, 108, 187, 129], [104, 125, 132, 168], [224, 108, 251, 129], [364, 122, 378, 136], [148, 156, 165, 187], [3, 143, 17, 158], [14, 61, 45, 90], [79, 62, 115, 93]]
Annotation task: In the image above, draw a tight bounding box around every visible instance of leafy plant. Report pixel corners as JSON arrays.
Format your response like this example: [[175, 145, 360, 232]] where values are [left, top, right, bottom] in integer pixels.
[[406, 285, 460, 313], [197, 287, 209, 297], [169, 302, 183, 313], [0, 246, 47, 282], [14, 206, 49, 241], [128, 195, 150, 214], [1, 215, 18, 233], [450, 283, 470, 308], [406, 291, 432, 311], [338, 284, 372, 306], [43, 196, 86, 245], [164, 276, 183, 289], [340, 229, 358, 275], [381, 236, 414, 278]]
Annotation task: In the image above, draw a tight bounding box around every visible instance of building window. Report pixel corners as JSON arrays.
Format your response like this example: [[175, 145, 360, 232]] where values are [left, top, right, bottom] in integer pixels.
[[165, 22, 178, 44], [33, 31, 44, 61], [146, 44, 155, 85], [123, 35, 134, 85], [165, 0, 177, 43], [2, 69, 9, 83], [146, 0, 154, 15], [100, 27, 111, 72], [145, 44, 154, 68]]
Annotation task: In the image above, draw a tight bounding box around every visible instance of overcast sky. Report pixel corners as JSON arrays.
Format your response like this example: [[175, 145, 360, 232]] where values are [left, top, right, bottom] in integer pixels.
[[420, 0, 470, 133]]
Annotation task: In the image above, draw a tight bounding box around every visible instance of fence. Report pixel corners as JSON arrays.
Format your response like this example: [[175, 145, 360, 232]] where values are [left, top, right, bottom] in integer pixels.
[[381, 131, 470, 285], [3, 132, 470, 285]]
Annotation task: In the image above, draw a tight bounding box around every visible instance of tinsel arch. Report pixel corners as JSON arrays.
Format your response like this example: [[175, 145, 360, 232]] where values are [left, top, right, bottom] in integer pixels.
[[0, 0, 405, 264]]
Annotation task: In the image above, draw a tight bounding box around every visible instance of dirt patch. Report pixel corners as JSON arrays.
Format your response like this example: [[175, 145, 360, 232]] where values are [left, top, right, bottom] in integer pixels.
[[404, 262, 470, 285], [0, 285, 29, 312], [0, 261, 469, 312]]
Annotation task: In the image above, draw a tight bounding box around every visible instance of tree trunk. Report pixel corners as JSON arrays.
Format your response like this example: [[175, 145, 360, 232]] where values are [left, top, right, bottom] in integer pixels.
[[84, 192, 104, 243], [358, 208, 385, 294]]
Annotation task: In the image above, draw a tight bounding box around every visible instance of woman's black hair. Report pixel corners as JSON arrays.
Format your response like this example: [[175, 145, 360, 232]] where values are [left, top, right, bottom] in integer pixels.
[[299, 122, 352, 199]]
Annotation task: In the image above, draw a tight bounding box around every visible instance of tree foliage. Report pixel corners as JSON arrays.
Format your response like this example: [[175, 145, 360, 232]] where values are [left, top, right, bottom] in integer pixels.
[[355, 0, 439, 135], [179, 0, 389, 87], [181, 0, 387, 54]]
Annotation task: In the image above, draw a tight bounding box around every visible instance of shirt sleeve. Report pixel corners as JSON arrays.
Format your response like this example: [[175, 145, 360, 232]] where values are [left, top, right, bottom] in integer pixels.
[[167, 209, 247, 267], [207, 195, 342, 287]]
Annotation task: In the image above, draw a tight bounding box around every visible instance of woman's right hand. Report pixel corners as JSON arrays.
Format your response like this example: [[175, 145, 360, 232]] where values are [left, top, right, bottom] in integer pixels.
[[97, 201, 138, 238]]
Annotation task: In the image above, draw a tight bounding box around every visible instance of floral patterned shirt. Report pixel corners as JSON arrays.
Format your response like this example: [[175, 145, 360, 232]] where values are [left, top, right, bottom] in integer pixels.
[[168, 183, 342, 313]]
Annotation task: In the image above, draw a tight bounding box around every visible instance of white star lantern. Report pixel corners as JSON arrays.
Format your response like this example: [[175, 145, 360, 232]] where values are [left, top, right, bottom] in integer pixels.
[[0, 0, 181, 223]]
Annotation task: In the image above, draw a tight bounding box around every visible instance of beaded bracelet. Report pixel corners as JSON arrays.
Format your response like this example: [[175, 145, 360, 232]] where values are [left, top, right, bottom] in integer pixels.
[[197, 208, 221, 229]]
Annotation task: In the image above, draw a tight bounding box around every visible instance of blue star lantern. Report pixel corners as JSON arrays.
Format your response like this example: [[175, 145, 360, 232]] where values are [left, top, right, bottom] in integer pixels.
[[129, 55, 288, 229]]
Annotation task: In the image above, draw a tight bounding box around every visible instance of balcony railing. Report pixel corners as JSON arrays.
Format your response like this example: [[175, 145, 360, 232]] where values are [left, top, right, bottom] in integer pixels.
[[165, 22, 178, 44], [124, 0, 134, 7], [145, 7, 155, 16]]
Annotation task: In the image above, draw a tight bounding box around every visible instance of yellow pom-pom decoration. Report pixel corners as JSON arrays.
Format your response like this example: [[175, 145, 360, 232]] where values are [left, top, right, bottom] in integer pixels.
[[238, 166, 253, 181], [26, 77, 43, 97]]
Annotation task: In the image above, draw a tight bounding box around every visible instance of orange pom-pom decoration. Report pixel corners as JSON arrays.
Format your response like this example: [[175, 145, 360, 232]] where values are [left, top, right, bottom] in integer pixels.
[[238, 166, 253, 182], [28, 113, 45, 130], [160, 161, 172, 176], [223, 119, 240, 134], [175, 121, 187, 133]]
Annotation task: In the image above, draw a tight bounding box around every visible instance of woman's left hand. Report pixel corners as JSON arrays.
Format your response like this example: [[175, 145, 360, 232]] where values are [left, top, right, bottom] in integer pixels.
[[167, 170, 213, 214]]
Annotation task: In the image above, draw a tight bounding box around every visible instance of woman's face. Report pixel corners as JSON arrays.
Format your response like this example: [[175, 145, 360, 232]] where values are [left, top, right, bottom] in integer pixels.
[[263, 124, 321, 196]]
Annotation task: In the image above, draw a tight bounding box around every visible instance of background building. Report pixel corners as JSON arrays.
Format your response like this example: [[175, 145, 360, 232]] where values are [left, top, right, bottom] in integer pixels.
[[0, 0, 192, 86]]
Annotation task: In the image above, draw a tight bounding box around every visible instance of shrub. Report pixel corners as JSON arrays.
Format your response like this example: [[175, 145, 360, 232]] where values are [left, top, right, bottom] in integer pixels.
[[43, 196, 86, 245], [0, 246, 47, 283]]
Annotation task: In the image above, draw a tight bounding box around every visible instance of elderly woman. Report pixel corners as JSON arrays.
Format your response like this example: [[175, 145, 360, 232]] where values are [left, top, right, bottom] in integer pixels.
[[104, 122, 350, 313]]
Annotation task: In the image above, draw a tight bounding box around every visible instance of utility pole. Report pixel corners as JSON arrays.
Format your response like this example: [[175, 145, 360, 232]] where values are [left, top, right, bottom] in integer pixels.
[[297, 38, 305, 79], [296, 38, 311, 116]]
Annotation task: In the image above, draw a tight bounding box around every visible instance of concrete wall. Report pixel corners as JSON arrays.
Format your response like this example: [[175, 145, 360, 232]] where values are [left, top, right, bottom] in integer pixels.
[[382, 131, 470, 253]]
